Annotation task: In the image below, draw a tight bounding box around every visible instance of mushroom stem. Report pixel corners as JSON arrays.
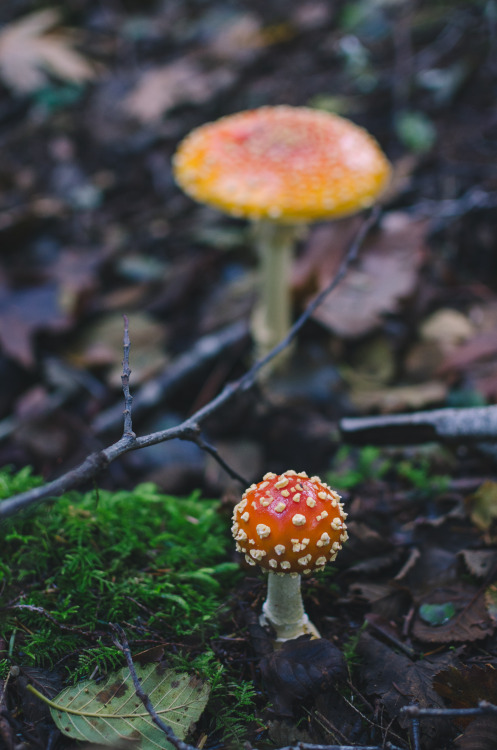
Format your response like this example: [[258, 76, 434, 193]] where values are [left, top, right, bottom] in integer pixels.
[[251, 221, 299, 364], [260, 572, 320, 642]]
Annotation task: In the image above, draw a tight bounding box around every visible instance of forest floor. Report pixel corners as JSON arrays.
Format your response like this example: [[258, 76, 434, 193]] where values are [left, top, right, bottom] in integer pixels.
[[1, 1, 497, 748]]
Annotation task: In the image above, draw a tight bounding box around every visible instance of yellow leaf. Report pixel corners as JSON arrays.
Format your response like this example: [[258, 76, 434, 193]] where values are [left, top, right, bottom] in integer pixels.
[[468, 481, 497, 531]]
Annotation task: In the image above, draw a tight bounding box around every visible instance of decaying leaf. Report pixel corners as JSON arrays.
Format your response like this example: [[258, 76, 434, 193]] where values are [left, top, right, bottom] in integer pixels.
[[466, 482, 497, 531], [357, 631, 457, 748], [433, 664, 497, 713], [455, 715, 497, 750], [434, 664, 497, 750], [0, 9, 94, 95], [66, 312, 168, 387], [46, 663, 210, 748], [123, 57, 235, 123], [299, 212, 427, 338], [348, 380, 447, 414], [460, 549, 497, 579], [0, 280, 71, 368], [421, 308, 475, 354], [412, 586, 494, 643]]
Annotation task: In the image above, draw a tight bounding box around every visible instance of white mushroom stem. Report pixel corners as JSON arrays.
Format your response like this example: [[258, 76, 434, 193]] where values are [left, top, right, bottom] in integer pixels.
[[260, 572, 320, 642], [251, 221, 300, 364]]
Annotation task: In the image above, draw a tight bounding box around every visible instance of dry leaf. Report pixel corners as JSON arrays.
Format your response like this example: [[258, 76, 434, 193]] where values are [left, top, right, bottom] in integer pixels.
[[0, 9, 94, 95], [66, 312, 168, 387], [0, 280, 71, 368], [459, 549, 497, 579], [467, 481, 497, 531], [123, 57, 235, 123], [357, 631, 456, 747], [301, 212, 427, 338], [349, 380, 447, 414], [455, 716, 497, 750], [412, 586, 494, 643], [421, 309, 475, 352]]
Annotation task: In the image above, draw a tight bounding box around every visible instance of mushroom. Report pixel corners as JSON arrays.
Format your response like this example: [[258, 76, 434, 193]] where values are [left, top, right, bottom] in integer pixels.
[[173, 106, 391, 363], [231, 469, 348, 641]]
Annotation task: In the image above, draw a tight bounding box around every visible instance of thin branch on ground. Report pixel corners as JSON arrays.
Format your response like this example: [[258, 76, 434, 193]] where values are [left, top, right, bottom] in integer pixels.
[[0, 208, 380, 521], [340, 403, 497, 445], [110, 623, 195, 750], [121, 314, 134, 439], [400, 700, 497, 750], [5, 604, 104, 639], [400, 701, 497, 718]]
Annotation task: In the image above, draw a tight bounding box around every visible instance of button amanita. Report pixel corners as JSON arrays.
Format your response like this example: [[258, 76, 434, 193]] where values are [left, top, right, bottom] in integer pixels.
[[232, 469, 348, 641], [173, 106, 391, 365]]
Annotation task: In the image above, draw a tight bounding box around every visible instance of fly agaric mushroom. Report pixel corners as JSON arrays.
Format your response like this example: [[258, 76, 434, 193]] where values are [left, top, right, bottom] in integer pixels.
[[173, 106, 391, 363], [231, 470, 348, 641]]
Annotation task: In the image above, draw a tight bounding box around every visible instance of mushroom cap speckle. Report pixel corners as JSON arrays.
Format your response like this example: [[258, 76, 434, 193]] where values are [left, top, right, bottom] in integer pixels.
[[173, 106, 391, 224], [232, 470, 348, 574]]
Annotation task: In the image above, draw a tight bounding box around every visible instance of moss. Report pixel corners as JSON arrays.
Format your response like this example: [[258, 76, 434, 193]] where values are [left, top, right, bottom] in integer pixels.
[[0, 468, 241, 674]]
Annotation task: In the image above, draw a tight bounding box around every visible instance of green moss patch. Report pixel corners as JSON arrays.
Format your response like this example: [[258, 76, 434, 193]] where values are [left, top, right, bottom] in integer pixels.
[[0, 468, 240, 675]]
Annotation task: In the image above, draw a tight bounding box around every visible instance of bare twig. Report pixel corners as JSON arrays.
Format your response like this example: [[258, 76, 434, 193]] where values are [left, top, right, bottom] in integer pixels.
[[188, 432, 249, 486], [110, 623, 196, 750], [400, 701, 497, 718], [121, 314, 134, 439], [4, 604, 103, 639], [0, 209, 380, 521], [92, 320, 249, 435]]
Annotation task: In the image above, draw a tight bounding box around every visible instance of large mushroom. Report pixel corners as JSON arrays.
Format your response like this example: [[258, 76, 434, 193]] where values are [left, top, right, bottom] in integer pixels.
[[173, 106, 391, 362], [231, 470, 348, 641]]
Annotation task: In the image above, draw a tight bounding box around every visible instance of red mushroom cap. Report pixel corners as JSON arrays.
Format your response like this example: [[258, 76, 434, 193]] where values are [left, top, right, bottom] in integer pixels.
[[232, 470, 348, 574], [173, 106, 391, 224]]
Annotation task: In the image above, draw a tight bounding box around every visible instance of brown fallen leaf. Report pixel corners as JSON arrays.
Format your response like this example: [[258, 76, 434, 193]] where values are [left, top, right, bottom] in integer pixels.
[[357, 631, 457, 748], [66, 311, 168, 387], [455, 716, 497, 750], [433, 664, 497, 748], [439, 331, 497, 375], [122, 56, 235, 123], [0, 9, 94, 95], [295, 211, 428, 338], [348, 380, 447, 414], [411, 586, 494, 643], [0, 280, 70, 368], [433, 664, 497, 715]]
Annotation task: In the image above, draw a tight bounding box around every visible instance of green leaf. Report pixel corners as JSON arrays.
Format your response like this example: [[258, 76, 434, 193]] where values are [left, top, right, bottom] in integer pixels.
[[31, 663, 210, 748], [419, 602, 456, 626], [395, 110, 437, 153]]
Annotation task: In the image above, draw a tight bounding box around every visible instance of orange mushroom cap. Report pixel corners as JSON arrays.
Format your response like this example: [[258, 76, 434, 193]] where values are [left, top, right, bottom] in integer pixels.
[[173, 106, 391, 224], [232, 470, 348, 574]]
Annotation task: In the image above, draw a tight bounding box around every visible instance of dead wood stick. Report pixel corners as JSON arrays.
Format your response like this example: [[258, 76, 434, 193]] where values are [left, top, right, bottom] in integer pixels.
[[92, 319, 249, 435], [340, 405, 497, 445]]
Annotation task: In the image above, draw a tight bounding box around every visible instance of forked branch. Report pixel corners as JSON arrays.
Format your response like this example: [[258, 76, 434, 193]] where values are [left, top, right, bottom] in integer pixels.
[[0, 209, 380, 520]]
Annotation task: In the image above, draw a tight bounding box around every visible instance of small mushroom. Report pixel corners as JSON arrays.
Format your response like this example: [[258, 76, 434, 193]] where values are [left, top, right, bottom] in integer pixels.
[[231, 469, 348, 641], [173, 106, 391, 364]]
